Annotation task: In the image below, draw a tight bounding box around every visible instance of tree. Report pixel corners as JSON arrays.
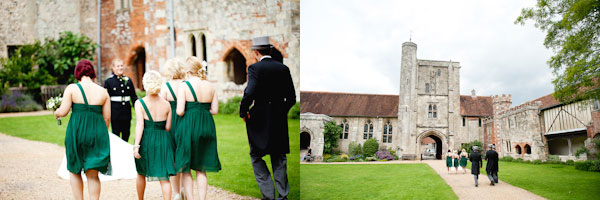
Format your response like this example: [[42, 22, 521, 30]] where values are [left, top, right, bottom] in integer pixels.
[[515, 0, 600, 103], [38, 31, 98, 84], [323, 120, 342, 154], [461, 140, 483, 154]]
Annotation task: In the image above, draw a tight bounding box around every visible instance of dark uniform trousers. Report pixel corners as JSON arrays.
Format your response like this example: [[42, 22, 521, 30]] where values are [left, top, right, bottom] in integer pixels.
[[104, 75, 138, 142]]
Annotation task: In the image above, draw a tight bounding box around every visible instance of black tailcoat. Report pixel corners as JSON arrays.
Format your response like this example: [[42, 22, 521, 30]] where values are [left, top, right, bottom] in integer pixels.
[[486, 150, 499, 173], [469, 151, 483, 175], [240, 58, 296, 156]]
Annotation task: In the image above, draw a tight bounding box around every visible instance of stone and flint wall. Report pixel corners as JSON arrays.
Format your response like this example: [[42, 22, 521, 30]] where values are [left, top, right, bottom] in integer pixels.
[[300, 113, 331, 161], [495, 101, 545, 160]]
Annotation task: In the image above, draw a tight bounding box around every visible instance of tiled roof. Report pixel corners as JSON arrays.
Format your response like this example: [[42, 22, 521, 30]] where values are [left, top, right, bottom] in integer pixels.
[[531, 93, 561, 110], [300, 91, 398, 117], [460, 95, 494, 117]]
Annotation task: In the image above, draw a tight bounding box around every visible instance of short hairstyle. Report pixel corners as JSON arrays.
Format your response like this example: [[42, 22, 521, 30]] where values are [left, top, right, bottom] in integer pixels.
[[75, 59, 97, 80], [142, 70, 163, 95], [112, 58, 123, 66], [185, 56, 207, 80], [163, 58, 187, 80], [256, 48, 272, 56]]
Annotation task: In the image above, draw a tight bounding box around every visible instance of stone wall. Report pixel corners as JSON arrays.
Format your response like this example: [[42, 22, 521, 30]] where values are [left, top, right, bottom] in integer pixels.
[[173, 0, 300, 101], [495, 101, 545, 160], [300, 113, 331, 161], [0, 0, 97, 59], [331, 117, 398, 153]]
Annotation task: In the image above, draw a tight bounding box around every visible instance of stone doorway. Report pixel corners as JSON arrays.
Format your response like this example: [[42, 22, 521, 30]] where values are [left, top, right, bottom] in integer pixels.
[[300, 132, 311, 150], [421, 135, 443, 160], [129, 46, 146, 90]]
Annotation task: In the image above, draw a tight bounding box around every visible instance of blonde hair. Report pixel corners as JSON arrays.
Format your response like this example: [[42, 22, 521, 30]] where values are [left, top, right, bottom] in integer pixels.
[[163, 58, 186, 80], [142, 70, 163, 95], [185, 56, 207, 80]]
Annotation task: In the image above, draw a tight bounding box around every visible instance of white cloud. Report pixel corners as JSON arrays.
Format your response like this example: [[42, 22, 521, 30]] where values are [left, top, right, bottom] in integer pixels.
[[300, 0, 555, 105]]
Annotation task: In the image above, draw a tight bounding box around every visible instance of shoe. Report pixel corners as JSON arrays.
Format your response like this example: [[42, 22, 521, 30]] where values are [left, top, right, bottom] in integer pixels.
[[475, 184, 478, 187], [490, 182, 495, 186], [174, 194, 182, 200]]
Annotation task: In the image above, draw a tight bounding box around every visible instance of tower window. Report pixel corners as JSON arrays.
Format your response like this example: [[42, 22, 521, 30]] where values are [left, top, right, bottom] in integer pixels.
[[428, 105, 437, 118], [425, 83, 430, 93]]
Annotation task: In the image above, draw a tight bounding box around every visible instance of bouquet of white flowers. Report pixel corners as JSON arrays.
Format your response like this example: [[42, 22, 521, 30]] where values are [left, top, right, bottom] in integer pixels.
[[46, 95, 63, 125]]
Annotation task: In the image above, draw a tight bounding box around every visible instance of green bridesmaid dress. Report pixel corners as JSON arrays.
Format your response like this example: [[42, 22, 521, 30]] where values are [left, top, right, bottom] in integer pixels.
[[134, 99, 177, 181], [165, 82, 181, 136], [174, 81, 221, 173], [460, 154, 468, 167], [65, 83, 111, 175], [446, 155, 452, 167], [454, 156, 459, 168]]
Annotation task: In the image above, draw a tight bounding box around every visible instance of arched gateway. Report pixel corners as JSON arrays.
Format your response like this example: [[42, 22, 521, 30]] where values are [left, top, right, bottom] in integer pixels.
[[416, 130, 446, 160]]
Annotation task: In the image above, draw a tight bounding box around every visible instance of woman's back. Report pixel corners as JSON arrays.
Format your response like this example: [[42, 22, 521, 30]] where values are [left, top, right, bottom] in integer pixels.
[[70, 82, 108, 105], [183, 78, 214, 103], [140, 97, 171, 122], [162, 80, 184, 102]]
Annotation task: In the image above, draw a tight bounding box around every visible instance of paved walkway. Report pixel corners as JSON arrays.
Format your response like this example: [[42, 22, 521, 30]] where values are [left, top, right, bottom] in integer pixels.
[[0, 133, 256, 200], [422, 160, 545, 200]]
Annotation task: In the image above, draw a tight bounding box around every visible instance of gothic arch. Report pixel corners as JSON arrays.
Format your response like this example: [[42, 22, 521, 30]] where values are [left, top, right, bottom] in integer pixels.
[[416, 129, 447, 160], [223, 48, 248, 84]]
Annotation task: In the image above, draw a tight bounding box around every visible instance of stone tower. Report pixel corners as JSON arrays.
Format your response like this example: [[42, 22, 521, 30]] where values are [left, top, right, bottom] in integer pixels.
[[398, 41, 418, 159], [397, 41, 461, 159]]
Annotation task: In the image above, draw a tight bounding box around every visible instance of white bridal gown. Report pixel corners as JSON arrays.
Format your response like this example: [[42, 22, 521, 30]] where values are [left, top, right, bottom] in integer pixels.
[[57, 133, 137, 181]]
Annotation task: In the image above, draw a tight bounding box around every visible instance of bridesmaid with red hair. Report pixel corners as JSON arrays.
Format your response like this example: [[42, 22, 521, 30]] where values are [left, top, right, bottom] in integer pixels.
[[54, 59, 112, 200]]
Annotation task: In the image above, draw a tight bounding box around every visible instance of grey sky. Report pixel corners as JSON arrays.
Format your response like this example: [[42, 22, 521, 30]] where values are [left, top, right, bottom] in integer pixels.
[[300, 0, 555, 106]]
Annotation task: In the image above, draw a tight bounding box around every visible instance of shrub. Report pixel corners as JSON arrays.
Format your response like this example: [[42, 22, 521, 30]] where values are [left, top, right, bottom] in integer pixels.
[[219, 96, 242, 115], [501, 156, 514, 162], [362, 138, 379, 157], [574, 160, 600, 172], [348, 141, 361, 156], [323, 154, 331, 161], [0, 91, 42, 113], [365, 156, 377, 161], [340, 154, 349, 160], [287, 102, 300, 119], [323, 120, 342, 154], [566, 160, 575, 165], [575, 146, 589, 158], [547, 155, 561, 162], [533, 159, 542, 165], [376, 149, 395, 160], [524, 160, 532, 164], [388, 147, 396, 157], [515, 158, 524, 163], [461, 140, 483, 154]]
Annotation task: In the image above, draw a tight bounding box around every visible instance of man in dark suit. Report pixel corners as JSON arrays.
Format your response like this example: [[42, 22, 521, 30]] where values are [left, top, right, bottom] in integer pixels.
[[469, 146, 483, 187], [486, 144, 499, 185], [240, 36, 296, 200], [104, 59, 138, 142]]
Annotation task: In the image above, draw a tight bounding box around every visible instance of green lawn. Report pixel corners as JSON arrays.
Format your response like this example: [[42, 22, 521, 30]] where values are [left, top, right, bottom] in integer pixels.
[[300, 164, 457, 200], [0, 113, 299, 200], [467, 160, 600, 200]]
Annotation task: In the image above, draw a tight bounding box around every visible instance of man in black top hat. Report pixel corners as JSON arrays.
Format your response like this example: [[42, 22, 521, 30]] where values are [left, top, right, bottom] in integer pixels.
[[469, 146, 483, 187], [104, 59, 138, 142], [240, 36, 296, 200], [486, 144, 499, 185]]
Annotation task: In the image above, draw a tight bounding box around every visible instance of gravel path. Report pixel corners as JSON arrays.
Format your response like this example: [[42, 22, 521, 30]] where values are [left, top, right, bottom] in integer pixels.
[[0, 133, 256, 200], [422, 160, 545, 200]]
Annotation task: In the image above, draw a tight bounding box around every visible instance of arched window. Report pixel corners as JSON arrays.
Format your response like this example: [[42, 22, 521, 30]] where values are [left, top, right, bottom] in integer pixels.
[[525, 144, 531, 154], [363, 120, 373, 139], [437, 69, 441, 76], [340, 119, 349, 139], [433, 105, 437, 118], [383, 121, 392, 143], [224, 48, 247, 84], [201, 34, 207, 62], [425, 83, 430, 93], [515, 145, 522, 154], [191, 34, 197, 56]]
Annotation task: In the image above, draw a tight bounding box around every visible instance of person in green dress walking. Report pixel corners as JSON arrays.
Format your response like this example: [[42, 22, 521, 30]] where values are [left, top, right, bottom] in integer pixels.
[[459, 149, 468, 174], [175, 56, 220, 200], [54, 60, 111, 200], [159, 58, 187, 199], [453, 150, 459, 172], [445, 149, 453, 173], [133, 70, 176, 200]]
